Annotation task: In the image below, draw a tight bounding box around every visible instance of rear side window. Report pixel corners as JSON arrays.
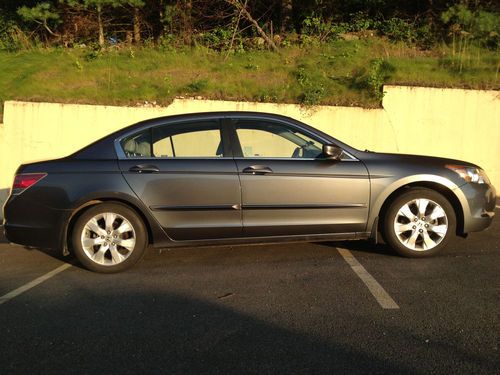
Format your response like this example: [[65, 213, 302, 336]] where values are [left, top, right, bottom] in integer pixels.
[[120, 121, 224, 158], [121, 129, 152, 158]]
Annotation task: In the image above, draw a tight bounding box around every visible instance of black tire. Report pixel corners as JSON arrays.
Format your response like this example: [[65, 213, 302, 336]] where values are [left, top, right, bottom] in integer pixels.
[[71, 202, 148, 273], [383, 188, 456, 258]]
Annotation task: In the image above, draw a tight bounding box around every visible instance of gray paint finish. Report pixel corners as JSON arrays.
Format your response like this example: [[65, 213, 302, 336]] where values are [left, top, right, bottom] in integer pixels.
[[3, 111, 496, 255], [235, 158, 370, 236], [119, 159, 242, 240]]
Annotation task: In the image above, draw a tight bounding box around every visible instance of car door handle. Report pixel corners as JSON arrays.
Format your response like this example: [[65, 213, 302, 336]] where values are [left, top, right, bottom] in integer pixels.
[[129, 164, 160, 173], [242, 165, 273, 175]]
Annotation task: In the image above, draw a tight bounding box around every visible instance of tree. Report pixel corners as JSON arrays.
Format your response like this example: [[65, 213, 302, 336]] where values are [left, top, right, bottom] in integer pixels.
[[17, 2, 61, 39], [64, 0, 144, 45]]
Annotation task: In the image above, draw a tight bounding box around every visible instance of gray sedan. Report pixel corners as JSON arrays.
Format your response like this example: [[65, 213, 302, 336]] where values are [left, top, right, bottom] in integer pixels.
[[3, 112, 496, 272]]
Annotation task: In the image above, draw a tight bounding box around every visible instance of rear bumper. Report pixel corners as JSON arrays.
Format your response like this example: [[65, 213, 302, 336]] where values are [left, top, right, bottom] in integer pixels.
[[3, 223, 57, 248], [457, 182, 496, 233], [3, 194, 70, 250]]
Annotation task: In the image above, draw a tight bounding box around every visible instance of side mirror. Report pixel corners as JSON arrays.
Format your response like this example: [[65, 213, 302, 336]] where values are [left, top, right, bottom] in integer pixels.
[[322, 144, 343, 160]]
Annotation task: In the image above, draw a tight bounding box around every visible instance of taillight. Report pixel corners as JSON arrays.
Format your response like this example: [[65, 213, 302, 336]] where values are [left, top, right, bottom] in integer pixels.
[[12, 173, 47, 195]]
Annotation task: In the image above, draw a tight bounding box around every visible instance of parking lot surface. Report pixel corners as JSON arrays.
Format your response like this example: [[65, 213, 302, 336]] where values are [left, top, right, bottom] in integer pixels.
[[1, 207, 499, 374]]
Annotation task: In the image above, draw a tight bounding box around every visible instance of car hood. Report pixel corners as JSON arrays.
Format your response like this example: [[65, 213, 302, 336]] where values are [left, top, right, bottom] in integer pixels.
[[357, 151, 481, 170]]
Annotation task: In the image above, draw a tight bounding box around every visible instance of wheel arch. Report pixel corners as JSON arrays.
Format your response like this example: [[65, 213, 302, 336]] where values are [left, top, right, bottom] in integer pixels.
[[375, 181, 465, 238], [62, 197, 157, 255]]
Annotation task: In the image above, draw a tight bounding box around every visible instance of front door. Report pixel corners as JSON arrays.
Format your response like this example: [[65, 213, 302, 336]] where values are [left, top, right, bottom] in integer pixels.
[[118, 119, 242, 241], [229, 118, 370, 237]]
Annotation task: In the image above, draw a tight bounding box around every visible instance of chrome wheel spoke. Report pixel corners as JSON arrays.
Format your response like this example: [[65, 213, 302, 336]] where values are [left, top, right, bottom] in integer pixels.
[[416, 199, 429, 217], [395, 222, 414, 234], [110, 245, 125, 264], [405, 230, 420, 248], [429, 224, 447, 237], [92, 247, 108, 264], [427, 205, 446, 222], [421, 230, 435, 250], [115, 221, 132, 234], [103, 213, 117, 232], [116, 238, 135, 251], [398, 204, 415, 221], [85, 218, 106, 236], [82, 237, 104, 248]]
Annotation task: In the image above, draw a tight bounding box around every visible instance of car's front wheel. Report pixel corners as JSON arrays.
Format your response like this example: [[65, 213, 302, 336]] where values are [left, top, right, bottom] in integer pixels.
[[71, 203, 148, 273], [383, 188, 456, 257]]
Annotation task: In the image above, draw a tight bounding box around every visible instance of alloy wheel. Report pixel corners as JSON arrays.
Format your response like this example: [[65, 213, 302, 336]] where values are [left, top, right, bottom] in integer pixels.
[[393, 198, 449, 251], [80, 212, 136, 266]]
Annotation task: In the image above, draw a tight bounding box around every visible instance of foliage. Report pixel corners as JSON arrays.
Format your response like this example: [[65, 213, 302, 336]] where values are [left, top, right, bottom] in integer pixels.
[[185, 78, 209, 93], [366, 59, 395, 101], [0, 0, 498, 112], [440, 3, 499, 73], [200, 27, 233, 50], [382, 18, 417, 43], [350, 58, 395, 102], [441, 3, 499, 49], [296, 66, 326, 106], [17, 2, 60, 26], [0, 13, 26, 51], [0, 0, 496, 49]]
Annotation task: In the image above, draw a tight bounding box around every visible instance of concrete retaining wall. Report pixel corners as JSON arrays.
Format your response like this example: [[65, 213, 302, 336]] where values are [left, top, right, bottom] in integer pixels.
[[1, 85, 499, 218]]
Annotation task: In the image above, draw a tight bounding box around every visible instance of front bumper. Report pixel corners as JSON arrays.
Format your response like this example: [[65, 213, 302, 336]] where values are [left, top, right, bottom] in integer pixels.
[[456, 182, 496, 233]]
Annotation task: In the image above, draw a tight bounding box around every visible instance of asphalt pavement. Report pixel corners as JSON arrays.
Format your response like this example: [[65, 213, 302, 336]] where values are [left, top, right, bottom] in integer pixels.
[[0, 207, 499, 374]]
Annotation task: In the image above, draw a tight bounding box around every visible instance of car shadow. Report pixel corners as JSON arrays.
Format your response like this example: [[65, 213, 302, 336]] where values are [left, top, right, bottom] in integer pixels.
[[0, 229, 86, 270], [0, 289, 414, 374], [1, 286, 494, 373]]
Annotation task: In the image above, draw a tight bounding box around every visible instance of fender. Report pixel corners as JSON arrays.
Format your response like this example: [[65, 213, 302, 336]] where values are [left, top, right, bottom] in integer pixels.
[[60, 190, 173, 255], [367, 174, 468, 234]]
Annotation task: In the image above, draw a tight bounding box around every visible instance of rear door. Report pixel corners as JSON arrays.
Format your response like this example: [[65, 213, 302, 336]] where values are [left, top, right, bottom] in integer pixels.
[[118, 119, 242, 241], [229, 117, 370, 237]]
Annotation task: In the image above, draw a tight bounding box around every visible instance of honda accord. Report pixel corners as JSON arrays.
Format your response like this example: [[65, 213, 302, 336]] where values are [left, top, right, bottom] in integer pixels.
[[3, 112, 496, 272]]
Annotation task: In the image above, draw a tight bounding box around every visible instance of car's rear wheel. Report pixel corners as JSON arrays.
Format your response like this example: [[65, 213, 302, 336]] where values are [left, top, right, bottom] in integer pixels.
[[383, 188, 456, 257], [71, 203, 147, 273]]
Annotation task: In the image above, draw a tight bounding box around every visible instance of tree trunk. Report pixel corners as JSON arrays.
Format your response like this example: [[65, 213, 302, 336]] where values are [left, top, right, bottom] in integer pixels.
[[226, 0, 279, 52], [158, 0, 164, 38], [281, 0, 293, 33], [97, 4, 105, 46], [133, 7, 141, 43], [184, 0, 193, 45]]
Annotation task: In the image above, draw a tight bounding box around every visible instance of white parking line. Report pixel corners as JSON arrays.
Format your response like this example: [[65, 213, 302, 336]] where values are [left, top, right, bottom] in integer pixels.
[[337, 248, 399, 310], [0, 263, 72, 306]]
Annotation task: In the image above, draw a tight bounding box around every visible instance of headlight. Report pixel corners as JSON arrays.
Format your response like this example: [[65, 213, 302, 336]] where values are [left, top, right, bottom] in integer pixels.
[[445, 165, 490, 184]]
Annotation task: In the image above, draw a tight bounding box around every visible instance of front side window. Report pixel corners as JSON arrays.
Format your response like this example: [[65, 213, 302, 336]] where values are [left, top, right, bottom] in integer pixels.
[[120, 121, 224, 158], [235, 121, 323, 159]]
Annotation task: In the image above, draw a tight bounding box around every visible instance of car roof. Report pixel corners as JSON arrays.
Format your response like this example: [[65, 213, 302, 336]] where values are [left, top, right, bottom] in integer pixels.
[[70, 111, 358, 160]]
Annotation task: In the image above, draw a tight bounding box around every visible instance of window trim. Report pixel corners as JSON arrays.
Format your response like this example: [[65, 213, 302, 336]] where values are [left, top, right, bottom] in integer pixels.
[[115, 118, 233, 159], [114, 115, 358, 162]]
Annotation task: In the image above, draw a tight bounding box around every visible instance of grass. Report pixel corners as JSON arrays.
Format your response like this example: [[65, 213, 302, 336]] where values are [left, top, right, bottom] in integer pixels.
[[0, 38, 498, 116]]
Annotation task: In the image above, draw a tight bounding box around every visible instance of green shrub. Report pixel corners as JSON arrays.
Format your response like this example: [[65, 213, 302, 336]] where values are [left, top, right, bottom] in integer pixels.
[[185, 78, 209, 93], [200, 27, 233, 50], [382, 18, 417, 43], [0, 15, 25, 51], [350, 58, 395, 102], [296, 66, 326, 106]]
